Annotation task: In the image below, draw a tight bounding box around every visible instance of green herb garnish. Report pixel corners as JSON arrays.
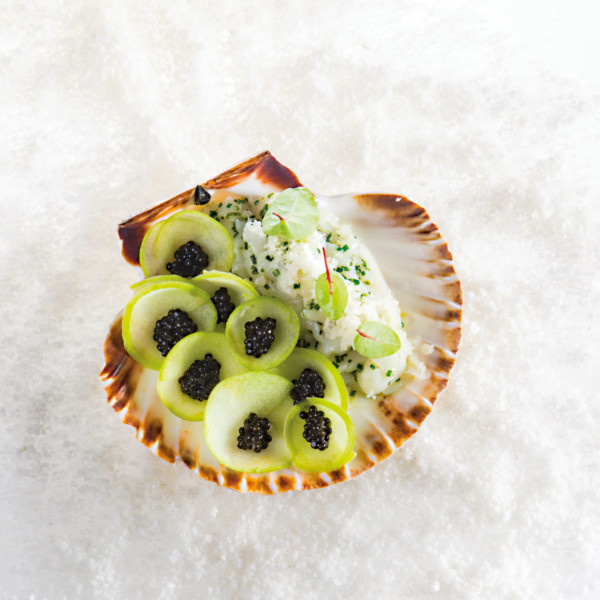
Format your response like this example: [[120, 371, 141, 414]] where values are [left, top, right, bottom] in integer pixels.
[[315, 247, 348, 321], [261, 188, 319, 241], [354, 321, 401, 359]]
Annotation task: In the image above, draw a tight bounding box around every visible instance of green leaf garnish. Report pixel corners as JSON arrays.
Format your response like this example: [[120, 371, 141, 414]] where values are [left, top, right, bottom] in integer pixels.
[[315, 247, 348, 320], [354, 321, 401, 358], [261, 188, 319, 241]]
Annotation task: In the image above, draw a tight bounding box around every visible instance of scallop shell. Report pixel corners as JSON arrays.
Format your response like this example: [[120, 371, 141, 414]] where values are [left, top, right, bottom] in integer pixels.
[[100, 151, 462, 493]]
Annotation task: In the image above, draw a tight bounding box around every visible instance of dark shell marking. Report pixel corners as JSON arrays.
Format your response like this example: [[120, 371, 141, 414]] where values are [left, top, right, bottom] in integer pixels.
[[118, 152, 300, 267], [101, 152, 462, 494]]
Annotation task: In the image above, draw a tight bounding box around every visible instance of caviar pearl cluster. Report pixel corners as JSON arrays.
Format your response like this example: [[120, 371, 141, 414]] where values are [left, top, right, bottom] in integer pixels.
[[121, 189, 356, 474]]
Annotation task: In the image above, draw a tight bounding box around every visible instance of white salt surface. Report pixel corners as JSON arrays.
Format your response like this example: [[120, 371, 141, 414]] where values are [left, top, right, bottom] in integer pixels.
[[1, 2, 599, 598]]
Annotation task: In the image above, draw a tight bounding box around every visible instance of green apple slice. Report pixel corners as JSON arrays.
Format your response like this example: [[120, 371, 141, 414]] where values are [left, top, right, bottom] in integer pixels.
[[130, 275, 186, 291], [138, 219, 168, 277], [192, 271, 260, 330], [140, 210, 234, 277], [225, 297, 300, 370], [270, 347, 349, 410], [285, 399, 356, 473], [204, 372, 294, 473], [122, 281, 217, 370], [157, 332, 247, 421]]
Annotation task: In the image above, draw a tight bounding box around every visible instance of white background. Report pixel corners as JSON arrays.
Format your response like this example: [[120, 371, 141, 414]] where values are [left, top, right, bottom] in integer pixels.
[[1, 2, 599, 598]]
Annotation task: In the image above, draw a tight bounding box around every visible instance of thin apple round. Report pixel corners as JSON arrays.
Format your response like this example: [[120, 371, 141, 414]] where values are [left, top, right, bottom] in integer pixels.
[[285, 399, 355, 473], [140, 210, 234, 277], [122, 281, 217, 370], [192, 271, 260, 329], [225, 297, 300, 370], [203, 372, 295, 473], [157, 332, 248, 421], [271, 347, 349, 410]]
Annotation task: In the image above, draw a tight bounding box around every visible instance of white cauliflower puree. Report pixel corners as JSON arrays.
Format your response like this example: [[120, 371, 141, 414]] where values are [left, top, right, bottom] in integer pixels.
[[207, 193, 425, 399]]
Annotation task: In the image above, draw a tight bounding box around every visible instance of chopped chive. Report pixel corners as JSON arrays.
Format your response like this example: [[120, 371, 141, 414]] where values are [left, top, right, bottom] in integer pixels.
[[250, 255, 257, 264], [386, 370, 392, 377], [251, 266, 258, 274], [209, 210, 218, 218], [293, 283, 301, 289], [349, 279, 361, 285], [370, 364, 376, 370], [272, 268, 281, 277], [350, 390, 356, 397], [264, 284, 270, 289], [243, 242, 248, 250], [356, 364, 363, 373], [326, 233, 333, 243], [266, 255, 274, 262], [226, 203, 232, 208]]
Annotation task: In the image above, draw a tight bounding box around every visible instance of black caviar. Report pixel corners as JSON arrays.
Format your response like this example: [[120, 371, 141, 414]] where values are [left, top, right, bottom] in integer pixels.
[[166, 241, 209, 278], [300, 405, 332, 451], [193, 185, 211, 205], [153, 309, 198, 356], [178, 354, 221, 401], [290, 368, 326, 405], [212, 287, 236, 324], [237, 413, 272, 452], [244, 317, 276, 357]]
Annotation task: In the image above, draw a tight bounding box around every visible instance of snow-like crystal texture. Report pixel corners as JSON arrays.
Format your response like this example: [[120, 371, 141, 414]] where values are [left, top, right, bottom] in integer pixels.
[[0, 1, 598, 599]]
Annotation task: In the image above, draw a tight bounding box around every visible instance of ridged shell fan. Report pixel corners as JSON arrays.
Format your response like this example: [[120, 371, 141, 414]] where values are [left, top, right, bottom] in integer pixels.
[[100, 152, 462, 493]]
